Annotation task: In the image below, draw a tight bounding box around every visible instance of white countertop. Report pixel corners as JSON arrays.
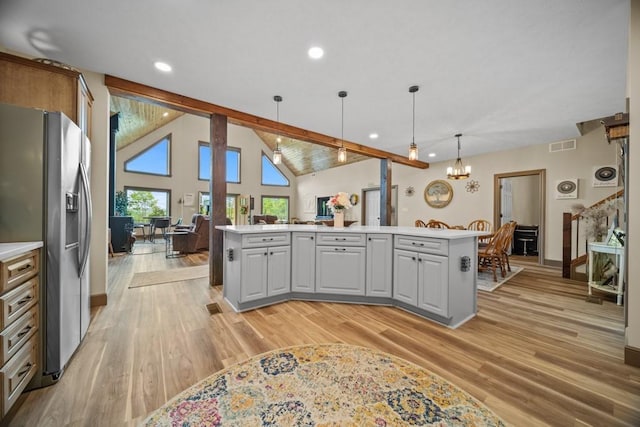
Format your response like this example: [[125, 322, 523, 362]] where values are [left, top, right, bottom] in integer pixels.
[[0, 241, 43, 261], [215, 224, 487, 240]]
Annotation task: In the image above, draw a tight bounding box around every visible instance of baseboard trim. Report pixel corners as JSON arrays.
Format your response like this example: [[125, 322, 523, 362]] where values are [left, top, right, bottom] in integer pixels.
[[544, 259, 562, 268], [90, 293, 108, 307], [624, 345, 640, 368]]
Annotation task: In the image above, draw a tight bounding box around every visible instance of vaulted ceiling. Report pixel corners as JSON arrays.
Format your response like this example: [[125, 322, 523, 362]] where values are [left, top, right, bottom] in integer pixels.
[[0, 0, 629, 170]]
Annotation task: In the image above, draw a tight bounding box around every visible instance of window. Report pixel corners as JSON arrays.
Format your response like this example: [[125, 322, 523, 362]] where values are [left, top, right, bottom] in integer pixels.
[[124, 187, 171, 223], [261, 153, 289, 186], [261, 196, 289, 221], [198, 192, 237, 223], [124, 134, 171, 176], [198, 143, 241, 183]]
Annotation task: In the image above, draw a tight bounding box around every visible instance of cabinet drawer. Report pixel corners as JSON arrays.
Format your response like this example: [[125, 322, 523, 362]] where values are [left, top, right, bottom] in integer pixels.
[[0, 306, 38, 365], [0, 250, 39, 294], [316, 233, 366, 247], [0, 334, 37, 416], [242, 233, 290, 248], [394, 235, 448, 255], [0, 278, 38, 331]]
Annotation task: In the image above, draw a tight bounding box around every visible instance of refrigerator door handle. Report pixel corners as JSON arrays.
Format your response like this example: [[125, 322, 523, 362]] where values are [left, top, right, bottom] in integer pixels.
[[79, 162, 92, 277]]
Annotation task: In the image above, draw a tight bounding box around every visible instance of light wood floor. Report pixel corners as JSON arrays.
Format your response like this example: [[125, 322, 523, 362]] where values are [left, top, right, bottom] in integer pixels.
[[7, 244, 640, 426]]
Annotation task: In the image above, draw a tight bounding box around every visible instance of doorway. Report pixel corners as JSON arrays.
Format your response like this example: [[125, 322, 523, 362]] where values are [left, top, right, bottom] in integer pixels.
[[494, 169, 546, 264], [362, 186, 398, 226]]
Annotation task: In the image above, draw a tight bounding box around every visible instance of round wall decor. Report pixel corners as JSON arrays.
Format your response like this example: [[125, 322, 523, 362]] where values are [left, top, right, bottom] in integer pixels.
[[424, 180, 453, 208]]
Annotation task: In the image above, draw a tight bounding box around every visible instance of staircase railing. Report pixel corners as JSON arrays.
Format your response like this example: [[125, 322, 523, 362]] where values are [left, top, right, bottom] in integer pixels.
[[562, 189, 624, 279]]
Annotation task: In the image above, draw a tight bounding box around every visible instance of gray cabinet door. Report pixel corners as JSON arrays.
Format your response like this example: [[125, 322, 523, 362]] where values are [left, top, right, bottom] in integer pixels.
[[292, 233, 316, 292], [267, 246, 291, 296], [417, 253, 449, 317], [316, 246, 366, 295], [240, 247, 268, 301], [366, 234, 392, 297], [393, 249, 418, 305]]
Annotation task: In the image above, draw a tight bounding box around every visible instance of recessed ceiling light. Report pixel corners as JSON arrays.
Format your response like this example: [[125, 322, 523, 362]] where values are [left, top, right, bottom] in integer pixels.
[[428, 153, 436, 158], [308, 46, 324, 59], [369, 133, 379, 139], [154, 61, 172, 72], [163, 112, 169, 117]]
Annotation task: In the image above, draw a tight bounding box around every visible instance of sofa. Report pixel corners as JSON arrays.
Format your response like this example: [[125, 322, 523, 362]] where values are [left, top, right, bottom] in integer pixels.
[[253, 215, 278, 224], [172, 214, 209, 253]]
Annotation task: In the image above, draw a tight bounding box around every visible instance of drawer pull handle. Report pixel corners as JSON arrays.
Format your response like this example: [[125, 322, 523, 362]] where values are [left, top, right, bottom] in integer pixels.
[[411, 242, 424, 247], [17, 362, 33, 378], [334, 238, 347, 241], [17, 263, 33, 272], [17, 325, 33, 339], [16, 296, 33, 306], [262, 238, 274, 241], [334, 248, 346, 251]]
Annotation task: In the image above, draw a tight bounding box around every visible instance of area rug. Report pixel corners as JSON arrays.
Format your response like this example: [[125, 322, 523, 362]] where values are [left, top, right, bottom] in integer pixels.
[[128, 265, 208, 288], [141, 343, 506, 426], [477, 266, 523, 292]]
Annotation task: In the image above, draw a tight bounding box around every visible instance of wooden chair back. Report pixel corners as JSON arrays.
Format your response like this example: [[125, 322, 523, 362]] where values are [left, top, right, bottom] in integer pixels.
[[468, 219, 491, 232], [415, 219, 428, 227], [426, 220, 451, 229]]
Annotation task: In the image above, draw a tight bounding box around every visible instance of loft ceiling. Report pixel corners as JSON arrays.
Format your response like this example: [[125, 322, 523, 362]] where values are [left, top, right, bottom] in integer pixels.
[[110, 96, 184, 150], [0, 1, 629, 166]]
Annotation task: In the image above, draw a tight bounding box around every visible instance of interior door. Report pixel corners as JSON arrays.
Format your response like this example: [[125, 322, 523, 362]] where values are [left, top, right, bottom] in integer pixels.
[[365, 190, 381, 226], [494, 170, 546, 264]]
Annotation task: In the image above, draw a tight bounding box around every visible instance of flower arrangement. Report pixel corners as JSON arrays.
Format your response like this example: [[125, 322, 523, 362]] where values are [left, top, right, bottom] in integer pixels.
[[326, 192, 352, 212], [572, 198, 621, 242]]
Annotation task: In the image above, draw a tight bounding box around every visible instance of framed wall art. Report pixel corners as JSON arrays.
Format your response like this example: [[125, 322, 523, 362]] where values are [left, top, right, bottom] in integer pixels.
[[424, 180, 453, 208]]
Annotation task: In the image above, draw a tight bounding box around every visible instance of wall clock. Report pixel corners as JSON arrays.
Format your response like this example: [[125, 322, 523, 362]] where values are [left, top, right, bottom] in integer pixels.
[[424, 180, 453, 208]]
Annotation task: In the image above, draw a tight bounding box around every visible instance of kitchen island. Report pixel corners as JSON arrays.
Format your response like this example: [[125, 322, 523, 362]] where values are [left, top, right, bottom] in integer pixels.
[[216, 224, 485, 328]]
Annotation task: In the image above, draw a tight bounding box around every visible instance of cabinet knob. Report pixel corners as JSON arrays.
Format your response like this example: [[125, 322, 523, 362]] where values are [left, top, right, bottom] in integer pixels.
[[310, 236, 314, 240], [264, 252, 268, 256], [412, 256, 416, 261], [368, 237, 371, 241], [270, 252, 274, 255]]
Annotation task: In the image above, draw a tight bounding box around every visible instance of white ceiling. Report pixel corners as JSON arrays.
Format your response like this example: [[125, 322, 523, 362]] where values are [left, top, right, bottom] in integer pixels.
[[0, 0, 629, 164]]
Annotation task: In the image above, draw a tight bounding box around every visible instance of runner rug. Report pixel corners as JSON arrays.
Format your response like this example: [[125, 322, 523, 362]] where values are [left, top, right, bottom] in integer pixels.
[[142, 343, 505, 426], [477, 266, 524, 292], [128, 264, 208, 288]]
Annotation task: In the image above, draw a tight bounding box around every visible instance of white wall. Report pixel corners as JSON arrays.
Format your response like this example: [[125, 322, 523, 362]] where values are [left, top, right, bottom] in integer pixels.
[[83, 71, 109, 300], [297, 126, 619, 262], [115, 114, 297, 224], [626, 0, 639, 356]]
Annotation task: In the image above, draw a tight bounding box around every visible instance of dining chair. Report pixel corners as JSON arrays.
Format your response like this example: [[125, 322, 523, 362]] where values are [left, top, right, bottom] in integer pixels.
[[415, 219, 428, 227], [426, 219, 451, 229], [468, 219, 492, 244], [478, 222, 510, 282], [499, 221, 518, 273]]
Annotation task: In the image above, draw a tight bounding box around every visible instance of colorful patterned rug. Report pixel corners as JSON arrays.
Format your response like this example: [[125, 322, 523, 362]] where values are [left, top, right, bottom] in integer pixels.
[[142, 343, 505, 426]]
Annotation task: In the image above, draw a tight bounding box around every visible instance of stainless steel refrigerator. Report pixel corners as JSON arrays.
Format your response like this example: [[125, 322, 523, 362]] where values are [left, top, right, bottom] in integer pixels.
[[0, 102, 92, 386]]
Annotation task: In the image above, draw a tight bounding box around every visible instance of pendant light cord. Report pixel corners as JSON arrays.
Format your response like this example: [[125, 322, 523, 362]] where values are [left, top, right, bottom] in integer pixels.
[[341, 96, 344, 147], [412, 91, 416, 144]]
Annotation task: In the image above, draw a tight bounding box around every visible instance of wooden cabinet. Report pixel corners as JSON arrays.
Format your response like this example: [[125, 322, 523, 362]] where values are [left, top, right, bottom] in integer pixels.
[[0, 247, 40, 417], [366, 234, 393, 297], [0, 52, 93, 138], [291, 233, 316, 292], [316, 233, 366, 295], [393, 236, 449, 318]]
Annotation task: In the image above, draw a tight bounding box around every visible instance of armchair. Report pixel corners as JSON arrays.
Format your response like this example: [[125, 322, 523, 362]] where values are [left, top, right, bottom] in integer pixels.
[[172, 214, 210, 253]]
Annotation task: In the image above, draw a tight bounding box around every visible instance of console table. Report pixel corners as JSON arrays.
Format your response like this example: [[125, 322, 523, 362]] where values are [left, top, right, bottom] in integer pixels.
[[588, 242, 625, 305]]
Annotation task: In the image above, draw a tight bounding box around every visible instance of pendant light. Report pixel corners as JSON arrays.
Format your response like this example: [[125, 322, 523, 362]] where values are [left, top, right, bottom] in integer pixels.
[[273, 95, 283, 165], [408, 85, 419, 160], [447, 133, 471, 180], [338, 91, 347, 163]]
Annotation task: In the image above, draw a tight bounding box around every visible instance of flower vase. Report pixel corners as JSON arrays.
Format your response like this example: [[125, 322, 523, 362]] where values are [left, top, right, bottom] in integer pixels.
[[334, 210, 344, 228]]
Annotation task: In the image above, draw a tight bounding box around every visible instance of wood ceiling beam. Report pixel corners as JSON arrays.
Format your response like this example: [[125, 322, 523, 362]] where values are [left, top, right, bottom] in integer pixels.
[[105, 75, 429, 169]]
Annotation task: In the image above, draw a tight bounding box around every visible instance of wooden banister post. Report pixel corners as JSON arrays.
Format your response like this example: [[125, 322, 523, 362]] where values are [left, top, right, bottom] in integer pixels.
[[562, 212, 572, 278]]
